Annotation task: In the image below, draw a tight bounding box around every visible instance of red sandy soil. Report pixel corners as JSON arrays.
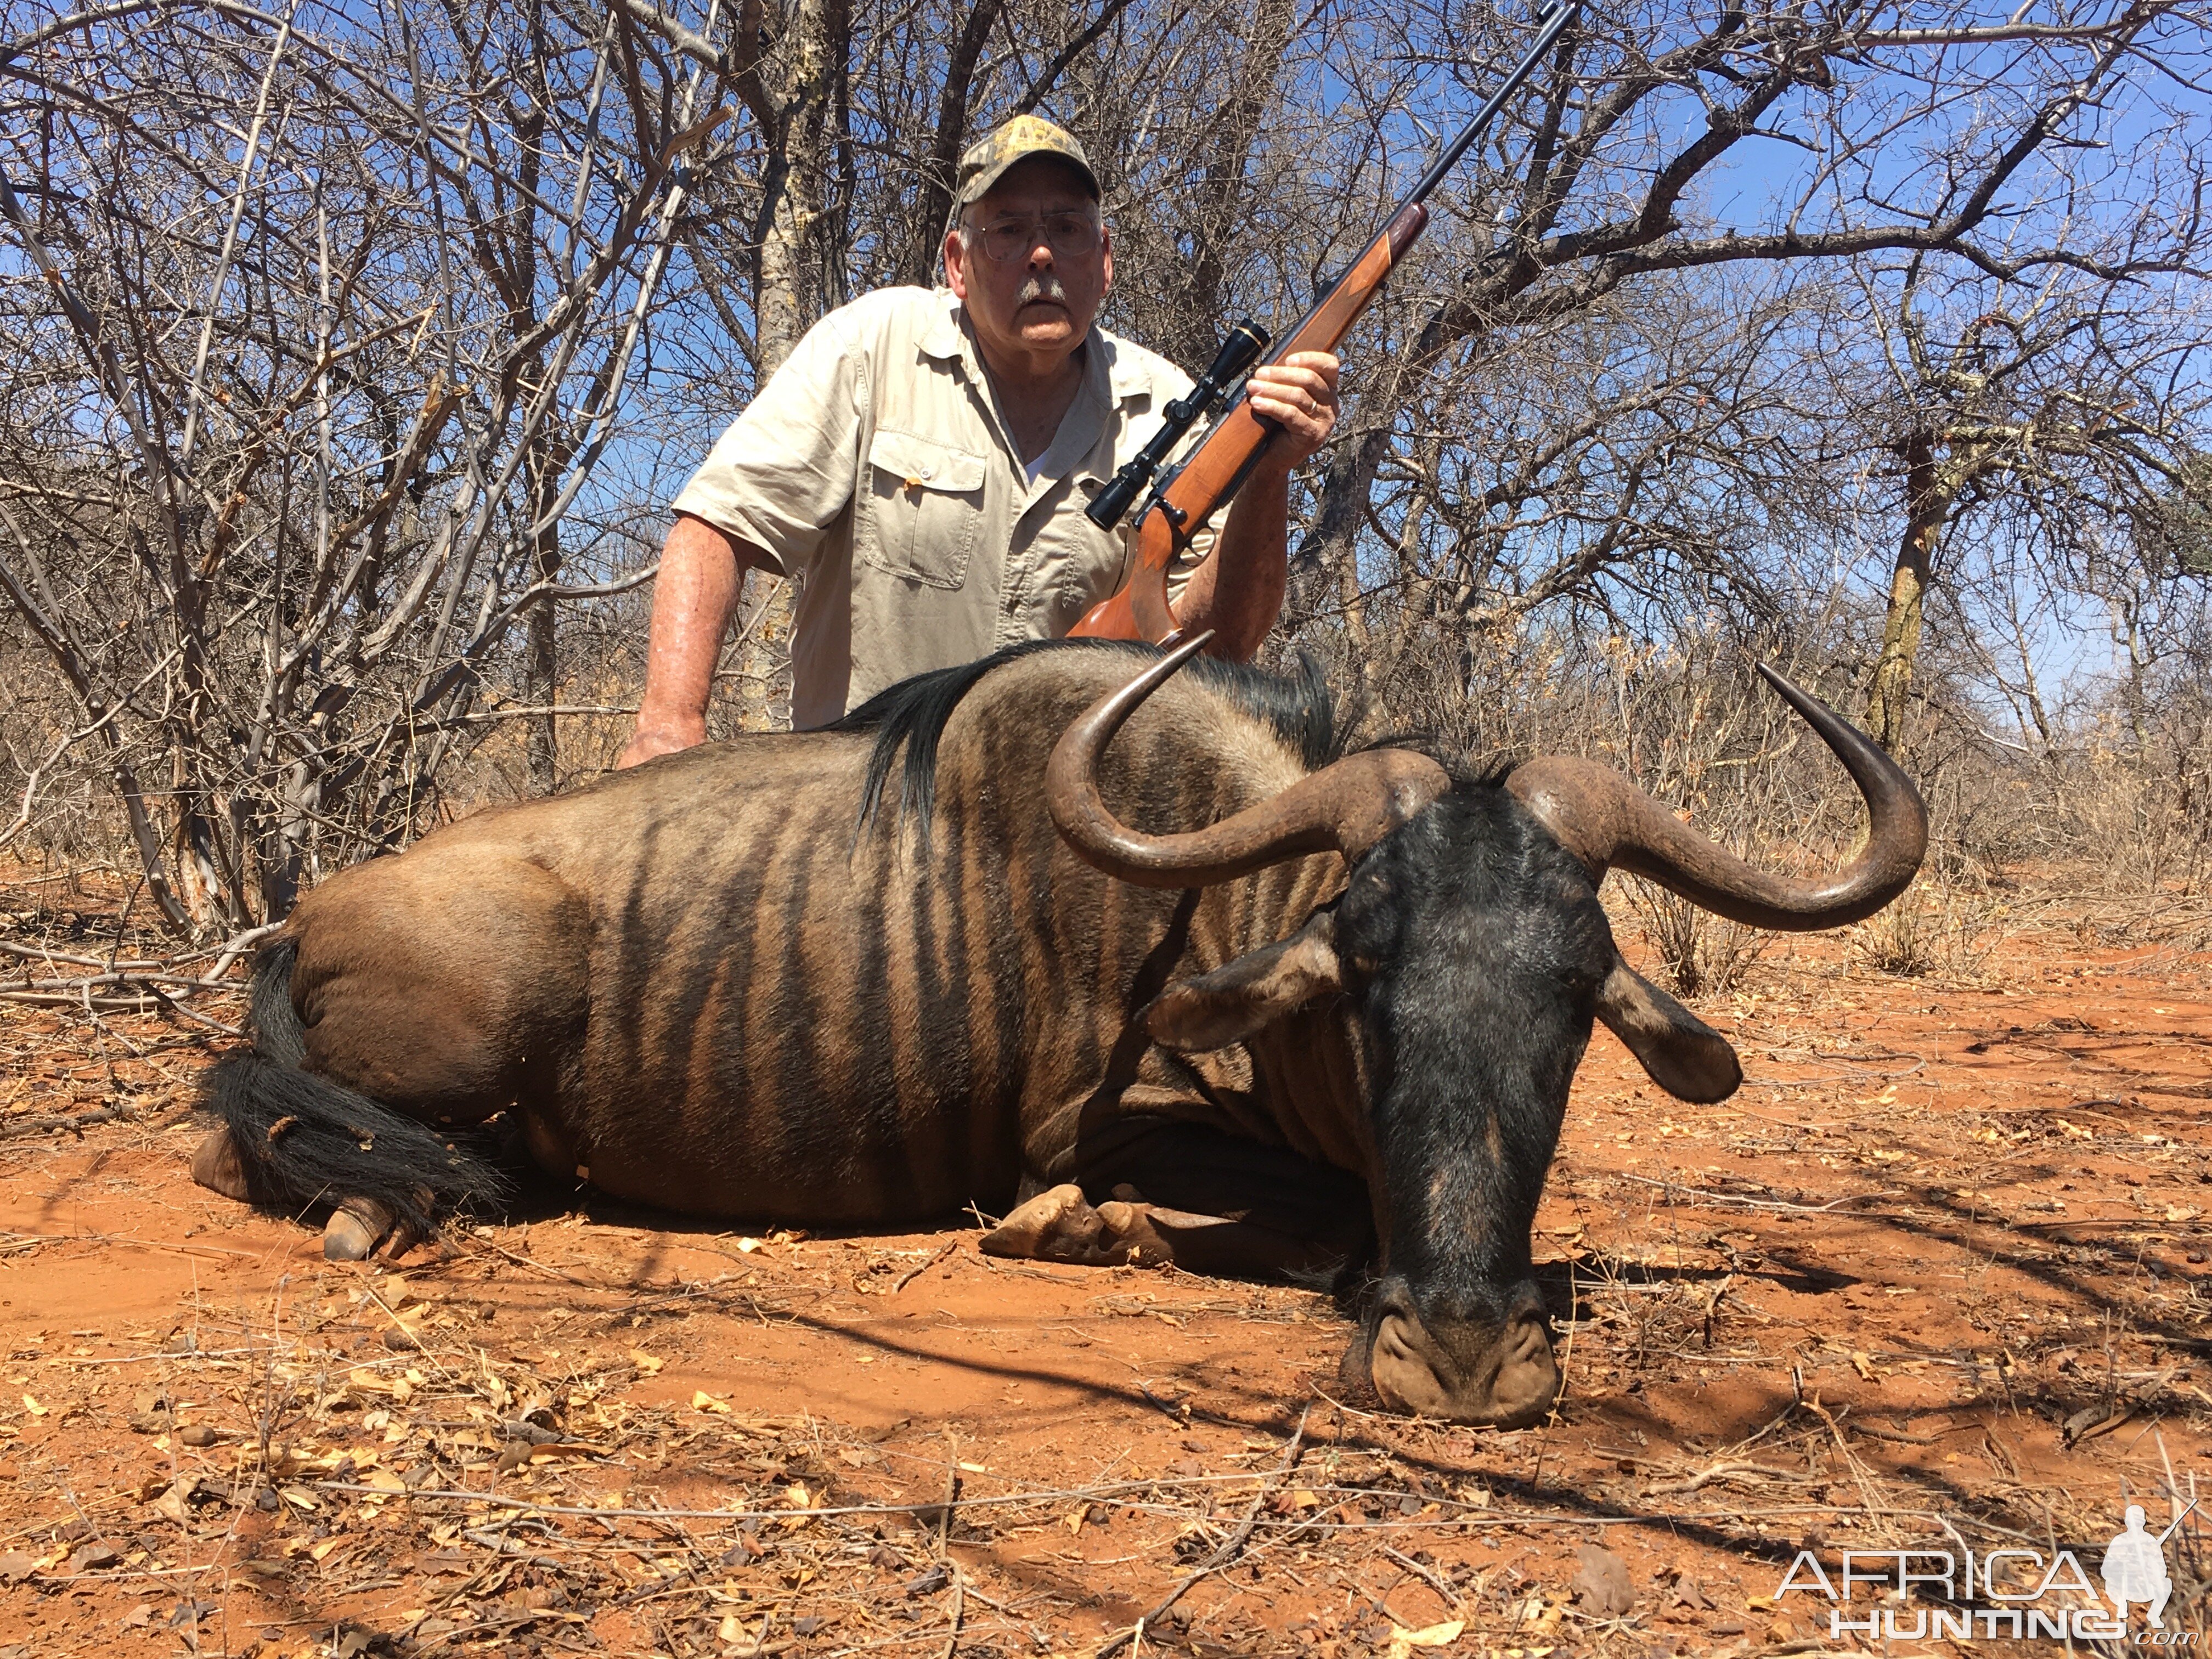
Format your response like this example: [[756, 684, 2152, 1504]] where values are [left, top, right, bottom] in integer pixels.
[[0, 873, 2205, 1658]]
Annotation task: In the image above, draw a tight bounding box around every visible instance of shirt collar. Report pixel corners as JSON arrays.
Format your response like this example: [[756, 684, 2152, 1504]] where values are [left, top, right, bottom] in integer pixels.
[[1101, 333, 1150, 403], [919, 289, 968, 363]]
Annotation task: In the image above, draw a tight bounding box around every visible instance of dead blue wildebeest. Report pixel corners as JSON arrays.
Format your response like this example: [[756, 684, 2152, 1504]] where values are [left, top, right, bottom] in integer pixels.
[[193, 637, 1923, 1425]]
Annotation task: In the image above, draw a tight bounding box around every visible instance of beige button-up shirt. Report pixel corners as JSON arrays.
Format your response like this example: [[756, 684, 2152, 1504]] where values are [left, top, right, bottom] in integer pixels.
[[672, 286, 1212, 730]]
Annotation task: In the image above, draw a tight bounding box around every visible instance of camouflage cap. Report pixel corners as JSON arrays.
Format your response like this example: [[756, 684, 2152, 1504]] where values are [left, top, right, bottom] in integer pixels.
[[952, 116, 1100, 212]]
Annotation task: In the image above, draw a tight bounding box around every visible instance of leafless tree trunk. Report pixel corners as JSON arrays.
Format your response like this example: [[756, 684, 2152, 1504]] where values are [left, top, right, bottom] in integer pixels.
[[1866, 433, 1956, 752]]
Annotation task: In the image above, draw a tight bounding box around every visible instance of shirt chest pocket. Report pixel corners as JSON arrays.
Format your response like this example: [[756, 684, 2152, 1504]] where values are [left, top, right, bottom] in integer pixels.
[[860, 430, 988, 591]]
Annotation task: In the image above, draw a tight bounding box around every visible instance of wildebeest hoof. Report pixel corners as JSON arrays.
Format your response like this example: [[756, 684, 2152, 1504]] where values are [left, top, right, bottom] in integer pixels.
[[323, 1198, 398, 1261], [1093, 1200, 1173, 1266], [981, 1184, 1102, 1260], [980, 1183, 1172, 1267], [189, 1126, 252, 1203]]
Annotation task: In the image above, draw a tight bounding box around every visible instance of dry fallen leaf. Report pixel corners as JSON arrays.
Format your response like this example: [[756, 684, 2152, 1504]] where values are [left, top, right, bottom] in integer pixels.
[[692, 1391, 732, 1414], [66, 1540, 120, 1573], [1504, 1596, 1561, 1634], [1386, 1617, 1466, 1658], [628, 1350, 663, 1374], [529, 1442, 609, 1464], [148, 1478, 198, 1525], [20, 1395, 44, 1417], [1570, 1543, 1635, 1616], [1664, 1572, 1714, 1612], [777, 1481, 821, 1531]]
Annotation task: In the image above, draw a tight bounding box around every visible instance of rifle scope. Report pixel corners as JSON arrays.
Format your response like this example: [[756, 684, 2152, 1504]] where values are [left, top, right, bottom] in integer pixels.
[[1085, 318, 1269, 532]]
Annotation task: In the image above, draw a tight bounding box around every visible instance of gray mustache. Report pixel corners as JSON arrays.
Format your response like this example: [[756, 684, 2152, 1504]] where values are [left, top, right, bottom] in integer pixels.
[[1017, 275, 1069, 306]]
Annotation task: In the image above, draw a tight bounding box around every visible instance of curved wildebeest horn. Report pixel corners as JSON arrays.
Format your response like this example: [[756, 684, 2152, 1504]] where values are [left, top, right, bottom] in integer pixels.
[[1046, 633, 1452, 888], [1505, 663, 1928, 930]]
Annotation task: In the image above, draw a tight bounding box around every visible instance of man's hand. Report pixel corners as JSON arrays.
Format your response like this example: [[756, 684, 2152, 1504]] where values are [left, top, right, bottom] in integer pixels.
[[616, 515, 758, 770], [1243, 351, 1340, 469], [1174, 349, 1342, 661], [616, 716, 707, 771]]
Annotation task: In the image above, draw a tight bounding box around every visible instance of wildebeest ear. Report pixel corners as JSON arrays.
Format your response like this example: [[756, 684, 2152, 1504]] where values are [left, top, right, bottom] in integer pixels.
[[1593, 958, 1742, 1103], [1146, 913, 1344, 1053]]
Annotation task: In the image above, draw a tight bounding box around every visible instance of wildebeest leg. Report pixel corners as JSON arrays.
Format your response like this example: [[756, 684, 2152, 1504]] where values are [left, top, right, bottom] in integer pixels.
[[981, 1184, 1343, 1276], [190, 1125, 252, 1201], [216, 854, 588, 1259], [190, 1119, 428, 1260], [981, 1185, 1173, 1267], [511, 1109, 579, 1183], [982, 1117, 1372, 1279], [290, 852, 588, 1127]]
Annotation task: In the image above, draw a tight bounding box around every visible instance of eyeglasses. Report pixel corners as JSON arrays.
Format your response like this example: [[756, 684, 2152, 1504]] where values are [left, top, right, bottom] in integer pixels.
[[962, 210, 1102, 264]]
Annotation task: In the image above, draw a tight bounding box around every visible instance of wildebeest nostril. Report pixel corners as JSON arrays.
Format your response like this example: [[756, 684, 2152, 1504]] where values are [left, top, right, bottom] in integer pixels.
[[1361, 1278, 1560, 1426]]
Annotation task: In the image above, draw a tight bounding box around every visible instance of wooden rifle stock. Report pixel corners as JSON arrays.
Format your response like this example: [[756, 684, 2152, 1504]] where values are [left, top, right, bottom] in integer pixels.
[[1070, 205, 1429, 643], [1069, 0, 1577, 645]]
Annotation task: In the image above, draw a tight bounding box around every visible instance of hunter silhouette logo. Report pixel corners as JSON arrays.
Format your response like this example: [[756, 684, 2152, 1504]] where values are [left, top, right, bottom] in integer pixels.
[[2103, 1500, 2194, 1628]]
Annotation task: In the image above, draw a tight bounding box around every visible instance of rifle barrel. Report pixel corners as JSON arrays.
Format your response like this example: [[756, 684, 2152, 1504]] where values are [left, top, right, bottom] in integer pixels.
[[1405, 0, 1581, 210]]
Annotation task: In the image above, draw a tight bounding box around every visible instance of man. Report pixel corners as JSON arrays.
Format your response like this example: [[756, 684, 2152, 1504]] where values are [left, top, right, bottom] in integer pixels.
[[617, 116, 1339, 766]]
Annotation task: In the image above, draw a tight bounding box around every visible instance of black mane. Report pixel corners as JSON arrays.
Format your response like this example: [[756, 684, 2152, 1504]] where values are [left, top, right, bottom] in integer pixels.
[[827, 638, 1341, 838]]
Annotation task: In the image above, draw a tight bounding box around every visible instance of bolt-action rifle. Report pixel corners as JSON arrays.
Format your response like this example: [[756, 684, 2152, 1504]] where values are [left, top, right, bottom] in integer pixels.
[[1070, 0, 1580, 645]]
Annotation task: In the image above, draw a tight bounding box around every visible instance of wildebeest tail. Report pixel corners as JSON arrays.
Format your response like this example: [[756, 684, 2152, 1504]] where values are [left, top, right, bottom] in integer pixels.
[[201, 939, 508, 1226]]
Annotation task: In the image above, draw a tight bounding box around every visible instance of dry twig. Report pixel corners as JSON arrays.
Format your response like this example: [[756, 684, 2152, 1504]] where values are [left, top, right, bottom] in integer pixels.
[[1093, 1403, 1310, 1659]]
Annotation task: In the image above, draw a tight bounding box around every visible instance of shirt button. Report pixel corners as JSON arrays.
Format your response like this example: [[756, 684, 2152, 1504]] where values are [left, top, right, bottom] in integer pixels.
[[920, 466, 935, 479]]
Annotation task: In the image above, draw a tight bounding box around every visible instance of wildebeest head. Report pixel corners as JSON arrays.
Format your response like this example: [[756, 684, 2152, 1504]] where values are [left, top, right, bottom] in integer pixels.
[[1048, 637, 1926, 1426]]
